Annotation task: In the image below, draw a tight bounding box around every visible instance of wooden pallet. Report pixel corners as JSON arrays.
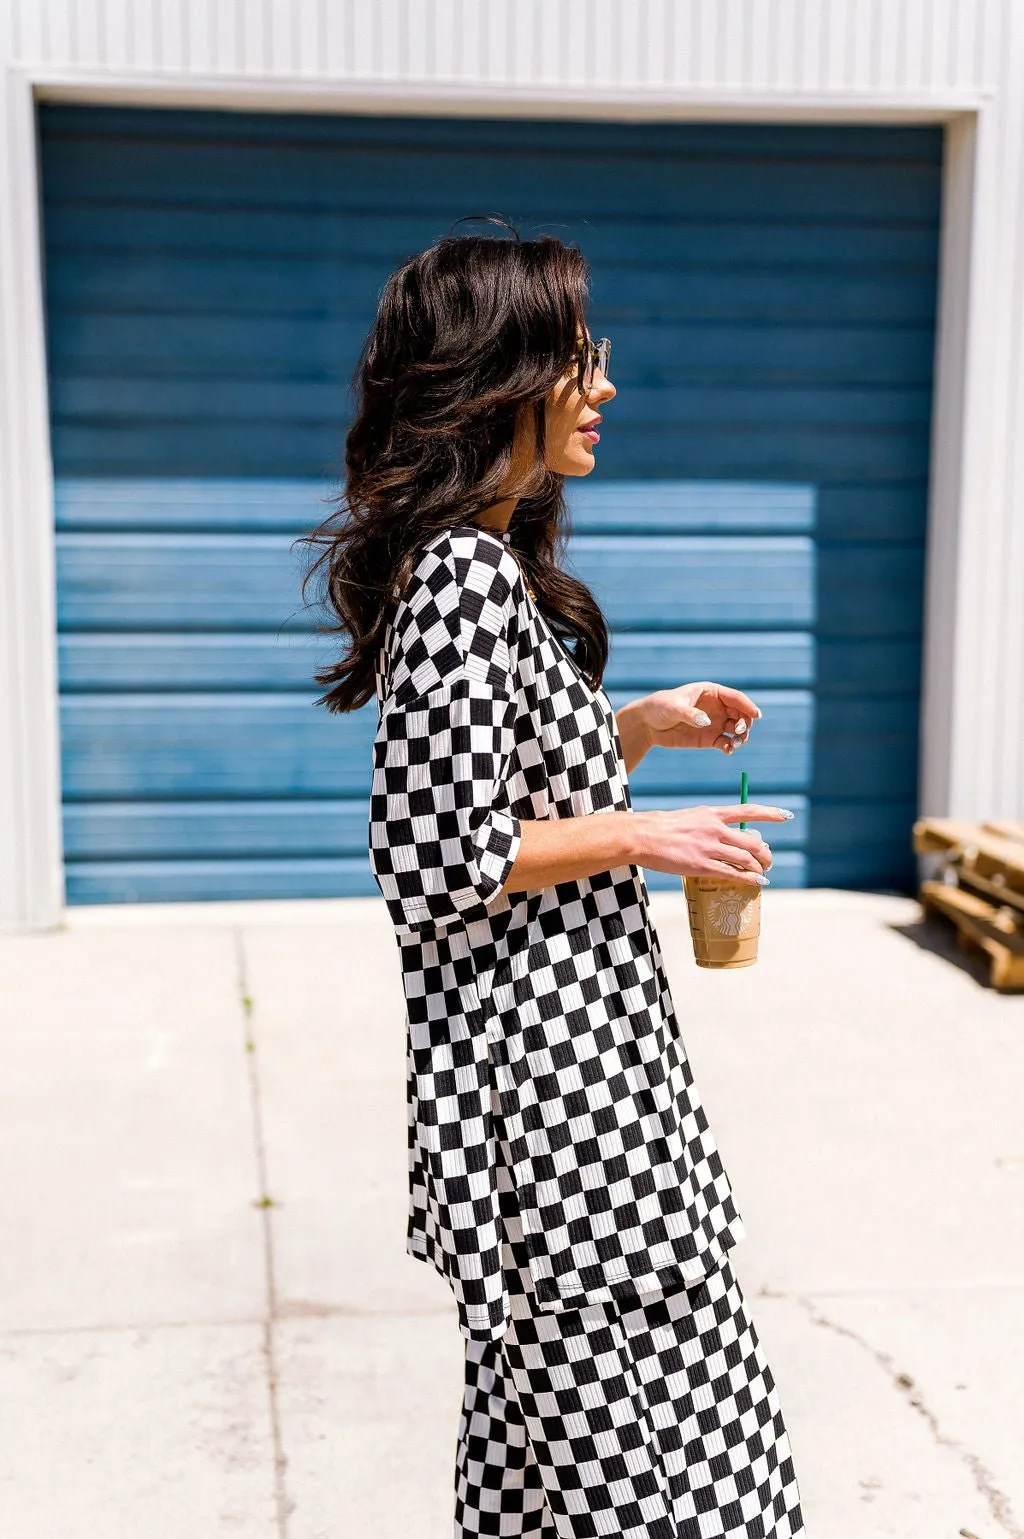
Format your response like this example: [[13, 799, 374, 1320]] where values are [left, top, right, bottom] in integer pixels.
[[982, 819, 1024, 847], [914, 819, 1024, 894], [913, 817, 1024, 990], [920, 879, 1024, 991]]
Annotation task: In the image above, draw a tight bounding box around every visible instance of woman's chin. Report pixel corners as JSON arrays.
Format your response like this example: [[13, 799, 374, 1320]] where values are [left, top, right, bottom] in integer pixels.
[[556, 447, 598, 476]]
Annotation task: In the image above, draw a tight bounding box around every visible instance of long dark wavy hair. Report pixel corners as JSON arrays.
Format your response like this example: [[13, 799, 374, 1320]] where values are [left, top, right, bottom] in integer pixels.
[[297, 222, 610, 713]]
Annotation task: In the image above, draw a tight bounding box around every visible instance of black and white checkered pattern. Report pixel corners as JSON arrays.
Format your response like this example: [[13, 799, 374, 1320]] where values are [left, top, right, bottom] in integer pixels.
[[454, 1143, 805, 1538], [370, 525, 747, 1341]]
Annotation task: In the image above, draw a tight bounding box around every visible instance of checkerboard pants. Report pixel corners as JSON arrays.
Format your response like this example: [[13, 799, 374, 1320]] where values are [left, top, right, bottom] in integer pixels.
[[454, 1144, 806, 1538]]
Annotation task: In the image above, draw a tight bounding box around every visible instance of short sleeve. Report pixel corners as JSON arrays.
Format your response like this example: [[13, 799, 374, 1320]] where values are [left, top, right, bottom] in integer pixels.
[[368, 529, 524, 936]]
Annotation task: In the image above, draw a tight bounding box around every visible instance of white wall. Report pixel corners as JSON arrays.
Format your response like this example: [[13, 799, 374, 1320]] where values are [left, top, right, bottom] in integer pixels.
[[0, 0, 1005, 97], [1, 0, 1022, 929]]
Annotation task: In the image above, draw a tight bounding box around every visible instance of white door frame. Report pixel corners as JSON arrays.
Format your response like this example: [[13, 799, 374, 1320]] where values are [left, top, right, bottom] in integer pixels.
[[0, 66, 991, 930]]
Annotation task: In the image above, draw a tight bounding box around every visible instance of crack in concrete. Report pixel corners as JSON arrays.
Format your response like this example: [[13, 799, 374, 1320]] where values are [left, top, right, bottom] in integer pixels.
[[0, 1315, 271, 1339], [796, 1294, 1023, 1539], [277, 1298, 454, 1320], [234, 928, 292, 1539]]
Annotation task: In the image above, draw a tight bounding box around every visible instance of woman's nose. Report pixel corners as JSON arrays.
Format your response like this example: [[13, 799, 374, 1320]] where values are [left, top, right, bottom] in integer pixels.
[[591, 372, 616, 404]]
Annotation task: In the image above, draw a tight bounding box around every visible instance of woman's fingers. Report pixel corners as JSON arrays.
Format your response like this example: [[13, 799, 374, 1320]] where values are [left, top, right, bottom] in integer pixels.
[[720, 828, 772, 871], [716, 689, 761, 722], [715, 841, 768, 876], [715, 717, 752, 754], [706, 859, 767, 886], [715, 803, 794, 824], [721, 826, 767, 848]]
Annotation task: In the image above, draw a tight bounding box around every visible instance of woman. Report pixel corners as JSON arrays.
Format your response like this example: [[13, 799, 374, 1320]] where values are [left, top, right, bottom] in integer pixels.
[[304, 227, 805, 1539]]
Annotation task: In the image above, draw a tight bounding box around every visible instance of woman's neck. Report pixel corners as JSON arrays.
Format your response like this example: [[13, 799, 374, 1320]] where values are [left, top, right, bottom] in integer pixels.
[[474, 494, 519, 535]]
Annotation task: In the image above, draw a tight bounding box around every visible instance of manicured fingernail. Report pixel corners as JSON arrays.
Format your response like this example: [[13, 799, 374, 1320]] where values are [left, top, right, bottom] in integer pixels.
[[780, 809, 795, 819], [693, 710, 711, 727], [757, 876, 770, 886], [735, 719, 748, 735]]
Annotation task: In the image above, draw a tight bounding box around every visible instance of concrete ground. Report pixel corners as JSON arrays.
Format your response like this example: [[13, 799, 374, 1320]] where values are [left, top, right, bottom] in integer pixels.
[[0, 888, 1022, 1539]]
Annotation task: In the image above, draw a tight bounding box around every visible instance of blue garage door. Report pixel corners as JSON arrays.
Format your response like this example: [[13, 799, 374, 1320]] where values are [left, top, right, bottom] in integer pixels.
[[40, 106, 941, 903]]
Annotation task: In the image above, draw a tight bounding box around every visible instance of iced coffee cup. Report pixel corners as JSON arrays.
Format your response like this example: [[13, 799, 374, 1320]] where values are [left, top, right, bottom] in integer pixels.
[[683, 876, 761, 969], [680, 773, 781, 966]]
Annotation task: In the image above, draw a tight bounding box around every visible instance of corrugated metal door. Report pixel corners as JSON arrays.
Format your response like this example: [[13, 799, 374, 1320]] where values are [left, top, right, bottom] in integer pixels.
[[40, 106, 941, 902]]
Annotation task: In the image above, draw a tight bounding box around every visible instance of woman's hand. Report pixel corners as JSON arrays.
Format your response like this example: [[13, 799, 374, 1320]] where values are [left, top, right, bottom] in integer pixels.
[[614, 681, 762, 774], [633, 803, 794, 886], [636, 681, 762, 755]]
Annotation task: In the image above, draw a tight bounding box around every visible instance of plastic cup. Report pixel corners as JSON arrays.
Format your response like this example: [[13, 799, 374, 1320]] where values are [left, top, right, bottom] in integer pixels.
[[682, 876, 761, 969]]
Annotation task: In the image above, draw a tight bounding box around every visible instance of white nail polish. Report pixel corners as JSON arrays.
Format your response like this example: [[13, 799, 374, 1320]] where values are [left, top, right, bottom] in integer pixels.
[[693, 711, 711, 727], [735, 719, 747, 734]]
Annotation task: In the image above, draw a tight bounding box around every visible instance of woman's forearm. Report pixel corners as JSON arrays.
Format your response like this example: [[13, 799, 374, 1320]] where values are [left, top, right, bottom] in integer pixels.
[[502, 811, 644, 893], [614, 699, 652, 775], [499, 701, 652, 893]]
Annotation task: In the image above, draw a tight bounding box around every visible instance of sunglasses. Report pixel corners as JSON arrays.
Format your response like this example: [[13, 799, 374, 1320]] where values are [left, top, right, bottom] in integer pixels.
[[575, 333, 612, 394]]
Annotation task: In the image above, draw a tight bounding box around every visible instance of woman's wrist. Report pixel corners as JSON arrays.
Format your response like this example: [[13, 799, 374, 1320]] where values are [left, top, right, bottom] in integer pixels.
[[626, 809, 654, 866]]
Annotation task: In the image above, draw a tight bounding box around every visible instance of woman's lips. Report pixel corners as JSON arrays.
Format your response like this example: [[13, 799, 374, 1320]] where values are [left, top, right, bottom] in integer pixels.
[[577, 424, 601, 444]]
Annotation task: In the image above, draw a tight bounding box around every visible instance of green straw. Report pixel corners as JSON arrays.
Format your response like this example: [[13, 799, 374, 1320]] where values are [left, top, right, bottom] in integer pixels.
[[739, 770, 749, 831]]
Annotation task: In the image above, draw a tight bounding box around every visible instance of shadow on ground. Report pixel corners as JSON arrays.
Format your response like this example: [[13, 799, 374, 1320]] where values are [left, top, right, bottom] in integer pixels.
[[886, 911, 996, 991]]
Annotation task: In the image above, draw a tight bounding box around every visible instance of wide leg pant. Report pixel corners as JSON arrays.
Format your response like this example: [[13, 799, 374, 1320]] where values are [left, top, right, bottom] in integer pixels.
[[454, 1159, 806, 1538]]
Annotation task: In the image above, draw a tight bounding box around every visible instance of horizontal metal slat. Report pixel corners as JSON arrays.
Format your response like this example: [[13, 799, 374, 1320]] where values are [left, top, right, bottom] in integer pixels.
[[63, 855, 380, 905], [57, 630, 821, 692], [56, 532, 816, 631], [63, 798, 372, 858], [46, 316, 937, 386], [58, 692, 377, 800], [65, 792, 919, 890], [47, 252, 939, 326], [40, 107, 943, 161], [49, 378, 935, 430], [61, 850, 811, 905], [56, 630, 922, 697], [63, 792, 812, 860], [53, 476, 928, 542], [55, 532, 923, 638], [57, 689, 815, 800], [40, 137, 941, 222], [44, 204, 941, 269], [48, 421, 934, 481], [55, 688, 917, 802]]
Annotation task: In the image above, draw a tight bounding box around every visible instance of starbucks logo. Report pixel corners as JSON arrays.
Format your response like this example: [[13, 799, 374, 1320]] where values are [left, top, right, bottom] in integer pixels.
[[706, 890, 759, 937]]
